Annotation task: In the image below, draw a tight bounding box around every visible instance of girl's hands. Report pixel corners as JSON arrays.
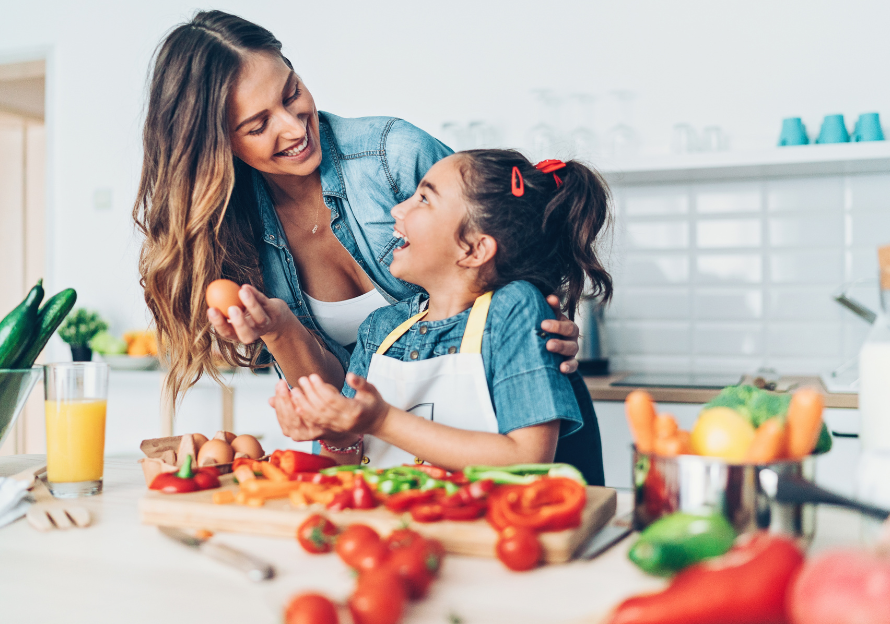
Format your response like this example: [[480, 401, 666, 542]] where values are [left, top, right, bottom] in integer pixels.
[[269, 373, 391, 441], [207, 284, 292, 345], [544, 294, 581, 374]]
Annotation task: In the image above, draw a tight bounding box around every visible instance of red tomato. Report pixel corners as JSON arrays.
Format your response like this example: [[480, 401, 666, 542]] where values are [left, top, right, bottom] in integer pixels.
[[384, 528, 425, 551], [387, 544, 433, 599], [352, 541, 389, 574], [349, 570, 406, 624], [284, 592, 339, 624], [296, 514, 339, 554], [495, 526, 541, 572], [335, 524, 380, 568], [413, 538, 445, 578]]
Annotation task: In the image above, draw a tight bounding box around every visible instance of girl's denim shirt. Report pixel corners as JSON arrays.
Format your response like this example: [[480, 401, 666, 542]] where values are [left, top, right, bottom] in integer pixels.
[[255, 112, 452, 371]]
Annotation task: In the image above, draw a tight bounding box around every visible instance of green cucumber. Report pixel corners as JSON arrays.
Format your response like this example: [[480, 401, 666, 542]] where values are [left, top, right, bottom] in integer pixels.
[[12, 288, 77, 368], [0, 279, 44, 369]]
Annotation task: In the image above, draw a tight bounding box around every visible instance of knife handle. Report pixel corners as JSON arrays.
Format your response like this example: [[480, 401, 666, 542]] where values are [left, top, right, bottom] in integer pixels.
[[201, 542, 275, 582]]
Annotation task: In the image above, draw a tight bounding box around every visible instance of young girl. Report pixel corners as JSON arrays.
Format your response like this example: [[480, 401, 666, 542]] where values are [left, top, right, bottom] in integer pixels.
[[271, 149, 612, 477]]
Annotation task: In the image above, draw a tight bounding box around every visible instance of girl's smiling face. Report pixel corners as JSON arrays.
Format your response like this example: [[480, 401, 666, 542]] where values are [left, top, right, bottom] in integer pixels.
[[389, 155, 480, 289], [227, 51, 322, 177]]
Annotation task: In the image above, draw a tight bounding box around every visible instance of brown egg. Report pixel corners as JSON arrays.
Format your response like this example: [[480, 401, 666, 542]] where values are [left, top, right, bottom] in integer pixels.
[[214, 430, 237, 444], [197, 438, 234, 466], [206, 279, 243, 319], [231, 434, 264, 460], [192, 433, 209, 454]]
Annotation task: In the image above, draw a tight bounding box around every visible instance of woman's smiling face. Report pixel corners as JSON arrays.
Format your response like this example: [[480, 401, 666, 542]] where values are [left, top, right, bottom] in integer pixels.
[[389, 155, 476, 289], [227, 51, 322, 177]]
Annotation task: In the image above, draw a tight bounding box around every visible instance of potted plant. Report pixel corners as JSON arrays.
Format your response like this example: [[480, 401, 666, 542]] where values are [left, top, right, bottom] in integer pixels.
[[58, 309, 108, 362]]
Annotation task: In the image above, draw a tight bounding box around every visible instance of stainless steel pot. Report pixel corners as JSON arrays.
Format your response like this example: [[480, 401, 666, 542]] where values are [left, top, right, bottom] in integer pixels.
[[632, 448, 817, 540]]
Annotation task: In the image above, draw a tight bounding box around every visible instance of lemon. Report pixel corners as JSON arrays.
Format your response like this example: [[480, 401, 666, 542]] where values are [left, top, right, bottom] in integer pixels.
[[690, 407, 756, 462]]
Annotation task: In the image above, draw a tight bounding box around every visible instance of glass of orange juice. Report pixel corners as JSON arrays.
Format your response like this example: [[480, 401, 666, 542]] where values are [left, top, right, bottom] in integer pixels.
[[44, 362, 109, 497]]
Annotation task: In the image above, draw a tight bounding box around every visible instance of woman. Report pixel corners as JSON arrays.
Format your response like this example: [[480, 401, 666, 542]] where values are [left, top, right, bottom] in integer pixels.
[[133, 10, 604, 483]]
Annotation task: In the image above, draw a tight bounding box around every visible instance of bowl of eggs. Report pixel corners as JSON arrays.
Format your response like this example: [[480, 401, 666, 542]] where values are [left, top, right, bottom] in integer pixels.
[[138, 430, 265, 487]]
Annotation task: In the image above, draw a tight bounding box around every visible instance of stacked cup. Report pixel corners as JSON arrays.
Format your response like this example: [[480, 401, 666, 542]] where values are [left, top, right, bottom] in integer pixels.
[[778, 113, 885, 146]]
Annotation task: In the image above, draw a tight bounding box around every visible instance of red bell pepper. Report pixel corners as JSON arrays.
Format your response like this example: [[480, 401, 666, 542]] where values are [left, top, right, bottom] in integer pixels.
[[292, 472, 341, 486], [443, 479, 495, 507], [351, 473, 376, 509], [606, 532, 805, 624], [277, 450, 336, 475], [385, 489, 437, 513], [326, 490, 353, 512], [442, 502, 486, 521], [149, 455, 220, 494], [410, 503, 445, 523], [487, 478, 585, 532]]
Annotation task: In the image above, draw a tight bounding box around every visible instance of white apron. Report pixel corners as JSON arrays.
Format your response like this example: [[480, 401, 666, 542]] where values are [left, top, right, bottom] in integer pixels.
[[362, 292, 500, 467]]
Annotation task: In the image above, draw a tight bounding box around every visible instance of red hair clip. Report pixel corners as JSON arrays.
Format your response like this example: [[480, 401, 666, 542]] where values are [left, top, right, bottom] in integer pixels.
[[511, 166, 524, 197], [535, 159, 567, 187]]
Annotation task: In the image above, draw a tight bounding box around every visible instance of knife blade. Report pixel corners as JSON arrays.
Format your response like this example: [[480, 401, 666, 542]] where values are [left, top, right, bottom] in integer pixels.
[[159, 526, 275, 581], [576, 512, 634, 560]]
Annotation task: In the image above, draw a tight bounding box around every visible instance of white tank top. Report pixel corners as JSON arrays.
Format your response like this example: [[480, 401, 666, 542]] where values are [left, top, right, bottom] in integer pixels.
[[304, 288, 389, 347]]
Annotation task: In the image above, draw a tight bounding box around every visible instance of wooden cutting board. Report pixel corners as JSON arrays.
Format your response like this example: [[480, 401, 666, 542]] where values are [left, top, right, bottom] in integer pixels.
[[139, 476, 617, 563]]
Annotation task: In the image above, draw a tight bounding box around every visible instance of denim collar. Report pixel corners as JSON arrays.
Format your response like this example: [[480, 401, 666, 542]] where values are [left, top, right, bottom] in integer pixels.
[[254, 114, 346, 248]]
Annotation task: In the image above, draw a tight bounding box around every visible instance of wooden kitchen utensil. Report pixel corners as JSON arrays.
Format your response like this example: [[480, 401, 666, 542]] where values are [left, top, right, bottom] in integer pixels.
[[26, 477, 92, 531], [140, 476, 617, 563]]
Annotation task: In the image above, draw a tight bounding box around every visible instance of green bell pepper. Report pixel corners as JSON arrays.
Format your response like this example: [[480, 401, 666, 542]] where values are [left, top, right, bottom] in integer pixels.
[[628, 511, 737, 576], [463, 463, 587, 485]]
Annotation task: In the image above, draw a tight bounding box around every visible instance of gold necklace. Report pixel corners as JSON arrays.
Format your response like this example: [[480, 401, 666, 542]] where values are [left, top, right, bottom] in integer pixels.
[[311, 201, 319, 234]]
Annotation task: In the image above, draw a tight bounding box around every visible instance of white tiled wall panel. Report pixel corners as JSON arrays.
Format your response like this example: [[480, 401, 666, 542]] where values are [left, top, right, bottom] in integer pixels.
[[607, 172, 890, 375]]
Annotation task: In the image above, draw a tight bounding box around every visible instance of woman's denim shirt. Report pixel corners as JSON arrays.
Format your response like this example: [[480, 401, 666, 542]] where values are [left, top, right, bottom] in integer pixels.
[[255, 112, 452, 371]]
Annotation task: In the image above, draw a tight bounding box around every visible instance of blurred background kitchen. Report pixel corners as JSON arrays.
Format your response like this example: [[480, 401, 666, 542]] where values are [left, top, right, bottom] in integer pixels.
[[1, 1, 888, 494]]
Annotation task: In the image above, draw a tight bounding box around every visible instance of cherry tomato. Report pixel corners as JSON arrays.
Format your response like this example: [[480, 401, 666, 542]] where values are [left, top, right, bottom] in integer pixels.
[[296, 514, 339, 554], [384, 528, 425, 551], [352, 540, 389, 574], [284, 592, 339, 624], [386, 543, 433, 599], [495, 526, 541, 572], [349, 569, 405, 624], [335, 524, 380, 568]]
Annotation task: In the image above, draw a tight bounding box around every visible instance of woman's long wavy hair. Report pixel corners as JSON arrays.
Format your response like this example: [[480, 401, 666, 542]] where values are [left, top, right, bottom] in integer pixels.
[[133, 11, 286, 405]]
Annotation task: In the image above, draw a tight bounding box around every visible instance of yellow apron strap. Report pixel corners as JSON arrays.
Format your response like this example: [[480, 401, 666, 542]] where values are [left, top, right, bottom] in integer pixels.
[[459, 292, 493, 354], [376, 310, 429, 355]]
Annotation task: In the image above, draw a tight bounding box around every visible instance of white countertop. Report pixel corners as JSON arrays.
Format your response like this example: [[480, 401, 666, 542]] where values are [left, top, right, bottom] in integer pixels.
[[0, 455, 866, 624]]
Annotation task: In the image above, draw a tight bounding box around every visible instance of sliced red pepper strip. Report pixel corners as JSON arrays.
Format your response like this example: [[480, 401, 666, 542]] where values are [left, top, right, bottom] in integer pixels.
[[402, 464, 450, 480], [326, 490, 353, 511], [292, 451, 337, 472], [385, 489, 437, 513], [442, 503, 487, 521], [410, 503, 444, 523], [351, 474, 376, 509], [291, 472, 341, 486]]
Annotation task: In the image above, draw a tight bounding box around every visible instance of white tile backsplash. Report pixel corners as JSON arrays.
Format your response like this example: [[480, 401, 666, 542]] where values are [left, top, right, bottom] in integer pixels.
[[607, 172, 890, 375], [696, 219, 762, 249]]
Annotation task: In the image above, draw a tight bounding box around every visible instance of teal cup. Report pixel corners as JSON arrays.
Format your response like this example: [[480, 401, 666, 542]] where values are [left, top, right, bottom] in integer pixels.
[[778, 117, 809, 146], [815, 114, 850, 144], [852, 113, 885, 142]]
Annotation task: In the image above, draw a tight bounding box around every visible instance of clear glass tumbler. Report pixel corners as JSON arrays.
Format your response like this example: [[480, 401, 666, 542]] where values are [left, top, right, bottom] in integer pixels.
[[44, 362, 109, 497]]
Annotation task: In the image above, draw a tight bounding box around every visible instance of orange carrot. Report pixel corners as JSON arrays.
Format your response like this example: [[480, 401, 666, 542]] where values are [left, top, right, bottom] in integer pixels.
[[259, 461, 290, 482], [786, 388, 825, 458], [625, 390, 657, 453], [654, 413, 679, 439], [653, 434, 683, 457], [212, 490, 235, 505], [744, 418, 786, 464], [676, 430, 692, 454]]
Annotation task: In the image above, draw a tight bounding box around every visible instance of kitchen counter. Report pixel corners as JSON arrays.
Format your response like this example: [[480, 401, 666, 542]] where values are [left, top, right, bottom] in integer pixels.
[[584, 373, 858, 409], [0, 455, 870, 624]]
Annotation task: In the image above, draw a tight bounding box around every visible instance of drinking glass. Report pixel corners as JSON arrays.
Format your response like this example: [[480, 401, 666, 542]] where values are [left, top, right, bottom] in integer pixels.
[[528, 89, 559, 162], [44, 362, 109, 497], [605, 90, 640, 157], [671, 123, 699, 153], [567, 93, 598, 160]]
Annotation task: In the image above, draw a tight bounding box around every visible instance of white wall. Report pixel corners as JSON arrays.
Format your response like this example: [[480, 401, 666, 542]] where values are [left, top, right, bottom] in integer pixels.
[[1, 1, 887, 445]]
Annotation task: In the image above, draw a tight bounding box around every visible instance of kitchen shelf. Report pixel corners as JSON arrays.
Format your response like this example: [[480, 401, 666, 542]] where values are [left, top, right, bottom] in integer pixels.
[[599, 141, 890, 185]]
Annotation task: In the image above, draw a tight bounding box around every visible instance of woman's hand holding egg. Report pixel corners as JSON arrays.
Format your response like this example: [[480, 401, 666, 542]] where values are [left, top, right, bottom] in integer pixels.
[[206, 281, 291, 345]]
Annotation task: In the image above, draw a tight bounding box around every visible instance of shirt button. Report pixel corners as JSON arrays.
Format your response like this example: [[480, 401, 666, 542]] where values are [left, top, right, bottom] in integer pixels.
[[409, 350, 419, 360], [447, 346, 457, 354], [335, 224, 340, 229], [419, 325, 428, 335]]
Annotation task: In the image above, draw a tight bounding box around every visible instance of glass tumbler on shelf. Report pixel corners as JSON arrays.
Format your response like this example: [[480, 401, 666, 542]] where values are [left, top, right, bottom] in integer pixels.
[[44, 362, 109, 497], [671, 123, 699, 153], [567, 93, 599, 160], [605, 90, 640, 158], [528, 89, 559, 162]]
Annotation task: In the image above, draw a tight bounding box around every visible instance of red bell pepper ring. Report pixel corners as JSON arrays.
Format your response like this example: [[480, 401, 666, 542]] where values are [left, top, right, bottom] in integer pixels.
[[606, 532, 805, 624], [487, 478, 585, 532], [385, 489, 437, 513], [351, 474, 376, 509], [326, 490, 353, 512], [410, 503, 445, 523]]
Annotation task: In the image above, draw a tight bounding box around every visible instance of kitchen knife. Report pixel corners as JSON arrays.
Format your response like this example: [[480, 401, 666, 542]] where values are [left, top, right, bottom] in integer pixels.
[[576, 512, 634, 560], [159, 526, 275, 581]]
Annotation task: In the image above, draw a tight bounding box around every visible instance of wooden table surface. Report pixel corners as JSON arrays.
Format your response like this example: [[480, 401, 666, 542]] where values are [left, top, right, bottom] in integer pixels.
[[0, 455, 867, 624]]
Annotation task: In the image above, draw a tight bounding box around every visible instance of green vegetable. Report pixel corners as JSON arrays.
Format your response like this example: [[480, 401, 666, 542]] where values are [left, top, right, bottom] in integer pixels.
[[89, 330, 128, 355], [11, 288, 77, 368], [58, 308, 108, 348], [176, 455, 194, 479], [628, 511, 736, 576], [704, 385, 832, 454], [463, 463, 587, 485], [0, 279, 44, 369]]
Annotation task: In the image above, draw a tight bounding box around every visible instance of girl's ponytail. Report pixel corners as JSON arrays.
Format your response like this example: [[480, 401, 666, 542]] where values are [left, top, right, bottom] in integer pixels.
[[458, 150, 612, 320]]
